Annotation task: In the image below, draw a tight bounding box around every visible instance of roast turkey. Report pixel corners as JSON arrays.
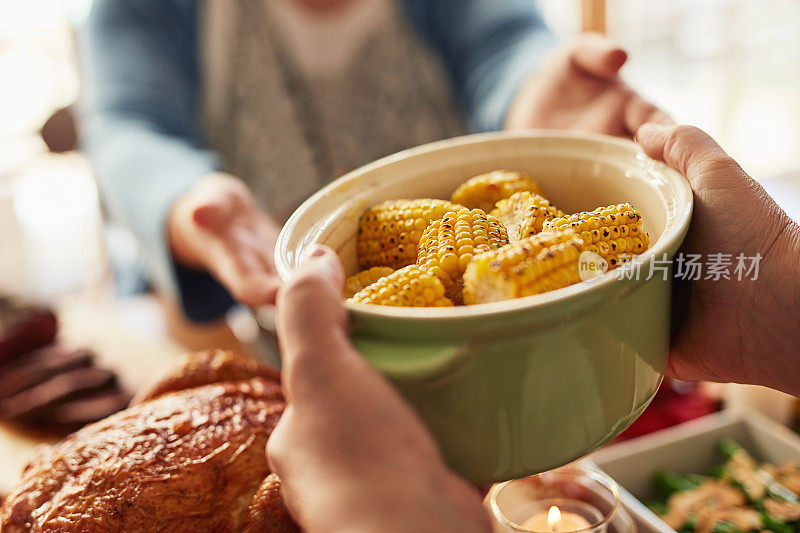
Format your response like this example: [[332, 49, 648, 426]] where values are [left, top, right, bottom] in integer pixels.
[[1, 350, 298, 532]]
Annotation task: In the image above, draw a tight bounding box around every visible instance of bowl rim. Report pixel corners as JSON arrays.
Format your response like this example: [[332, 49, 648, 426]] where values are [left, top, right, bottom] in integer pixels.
[[276, 130, 693, 320]]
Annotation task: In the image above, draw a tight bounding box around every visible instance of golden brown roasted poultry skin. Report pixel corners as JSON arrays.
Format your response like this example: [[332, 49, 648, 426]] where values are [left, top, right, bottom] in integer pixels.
[[0, 350, 299, 532]]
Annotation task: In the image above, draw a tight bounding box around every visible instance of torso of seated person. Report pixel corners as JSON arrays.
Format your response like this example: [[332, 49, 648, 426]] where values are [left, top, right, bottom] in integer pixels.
[[202, 0, 465, 223]]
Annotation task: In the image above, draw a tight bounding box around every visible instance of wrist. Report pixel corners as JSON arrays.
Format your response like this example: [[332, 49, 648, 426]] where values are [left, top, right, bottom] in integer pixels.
[[774, 222, 800, 395], [302, 470, 489, 533], [757, 220, 800, 396]]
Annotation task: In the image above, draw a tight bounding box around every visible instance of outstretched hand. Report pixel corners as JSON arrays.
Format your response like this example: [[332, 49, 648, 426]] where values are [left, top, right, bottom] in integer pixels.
[[507, 34, 671, 137], [168, 173, 282, 306], [268, 246, 490, 533], [637, 123, 800, 397]]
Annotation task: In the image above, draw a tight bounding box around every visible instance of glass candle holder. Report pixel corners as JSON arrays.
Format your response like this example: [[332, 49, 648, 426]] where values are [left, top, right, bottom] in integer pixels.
[[489, 465, 634, 533]]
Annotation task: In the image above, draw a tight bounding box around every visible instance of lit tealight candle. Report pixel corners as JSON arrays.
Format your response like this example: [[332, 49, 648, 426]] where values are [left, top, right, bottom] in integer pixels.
[[521, 506, 592, 532]]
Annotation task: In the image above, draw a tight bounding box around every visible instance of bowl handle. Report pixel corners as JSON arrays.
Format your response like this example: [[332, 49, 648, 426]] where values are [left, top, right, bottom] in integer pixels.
[[352, 336, 470, 384]]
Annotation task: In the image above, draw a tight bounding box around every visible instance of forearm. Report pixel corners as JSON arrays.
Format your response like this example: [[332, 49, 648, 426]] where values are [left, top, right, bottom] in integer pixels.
[[83, 118, 216, 276], [82, 116, 236, 321], [80, 0, 237, 320]]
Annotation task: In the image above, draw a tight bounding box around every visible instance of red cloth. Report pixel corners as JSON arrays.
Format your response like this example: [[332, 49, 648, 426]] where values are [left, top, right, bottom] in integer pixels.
[[616, 380, 719, 440]]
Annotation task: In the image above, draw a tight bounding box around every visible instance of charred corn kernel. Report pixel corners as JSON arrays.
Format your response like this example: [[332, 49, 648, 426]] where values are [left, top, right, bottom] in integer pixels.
[[543, 203, 649, 269], [491, 191, 564, 242], [348, 265, 453, 307], [417, 208, 509, 304], [450, 170, 544, 213], [463, 231, 585, 304], [357, 199, 457, 269], [343, 267, 395, 299]]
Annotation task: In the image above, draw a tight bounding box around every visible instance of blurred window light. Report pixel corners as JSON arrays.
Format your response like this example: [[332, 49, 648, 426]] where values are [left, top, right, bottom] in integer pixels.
[[541, 0, 800, 178], [11, 155, 106, 298], [727, 88, 800, 177], [0, 0, 82, 140]]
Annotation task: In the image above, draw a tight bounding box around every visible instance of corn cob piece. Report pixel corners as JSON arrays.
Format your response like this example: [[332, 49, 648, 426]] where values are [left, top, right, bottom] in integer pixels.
[[343, 267, 395, 299], [357, 199, 457, 269], [463, 231, 585, 304], [347, 265, 453, 307], [451, 170, 543, 213], [543, 203, 649, 269], [491, 191, 564, 242], [417, 208, 509, 304]]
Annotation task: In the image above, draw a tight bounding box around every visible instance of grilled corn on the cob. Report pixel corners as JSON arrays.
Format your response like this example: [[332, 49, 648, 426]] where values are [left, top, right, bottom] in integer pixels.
[[543, 203, 649, 269], [450, 170, 543, 213], [417, 208, 509, 303], [491, 191, 564, 242], [343, 267, 395, 299], [348, 265, 453, 307], [463, 231, 585, 304], [357, 199, 456, 269]]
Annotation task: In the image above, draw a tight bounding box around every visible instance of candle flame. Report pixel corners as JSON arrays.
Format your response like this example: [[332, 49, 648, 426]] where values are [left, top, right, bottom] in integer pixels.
[[547, 506, 562, 531]]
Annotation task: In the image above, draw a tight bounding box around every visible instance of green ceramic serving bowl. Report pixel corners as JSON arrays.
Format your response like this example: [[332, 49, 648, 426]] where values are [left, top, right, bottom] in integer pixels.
[[275, 131, 693, 484]]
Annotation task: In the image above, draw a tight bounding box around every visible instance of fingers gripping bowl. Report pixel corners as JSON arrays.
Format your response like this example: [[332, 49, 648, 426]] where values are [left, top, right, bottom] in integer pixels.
[[275, 131, 693, 484]]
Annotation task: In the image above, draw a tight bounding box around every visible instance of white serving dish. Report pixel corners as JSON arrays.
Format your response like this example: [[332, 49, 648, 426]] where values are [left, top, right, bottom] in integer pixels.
[[590, 409, 800, 532]]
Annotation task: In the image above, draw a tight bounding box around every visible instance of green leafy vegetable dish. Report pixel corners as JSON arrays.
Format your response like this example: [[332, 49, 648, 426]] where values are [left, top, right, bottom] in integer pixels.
[[649, 438, 800, 533]]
